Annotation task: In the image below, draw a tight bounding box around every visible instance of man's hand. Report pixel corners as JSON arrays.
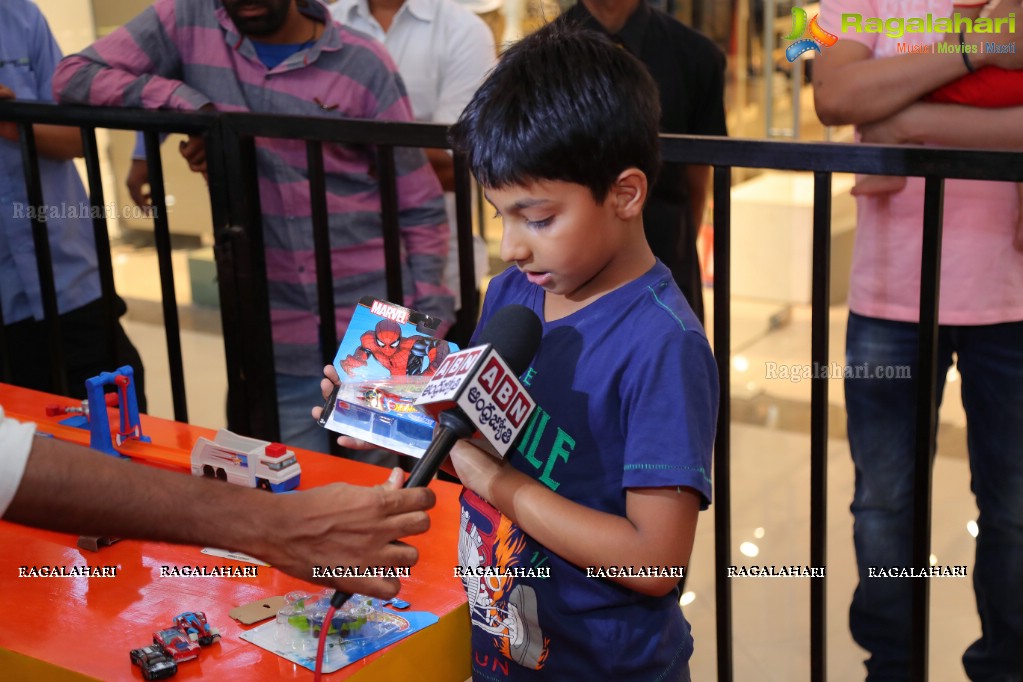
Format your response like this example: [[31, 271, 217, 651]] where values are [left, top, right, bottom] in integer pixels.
[[259, 467, 435, 598], [0, 83, 18, 141], [125, 158, 154, 214], [179, 134, 206, 173], [857, 105, 916, 145], [315, 363, 342, 412], [977, 0, 1023, 69], [7, 436, 436, 601]]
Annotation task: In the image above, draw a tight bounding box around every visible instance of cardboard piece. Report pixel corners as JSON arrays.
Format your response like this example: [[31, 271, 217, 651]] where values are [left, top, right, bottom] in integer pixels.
[[230, 596, 288, 625]]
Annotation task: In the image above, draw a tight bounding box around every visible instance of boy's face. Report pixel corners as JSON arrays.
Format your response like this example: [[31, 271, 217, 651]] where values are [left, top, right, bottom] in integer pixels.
[[487, 179, 635, 302]]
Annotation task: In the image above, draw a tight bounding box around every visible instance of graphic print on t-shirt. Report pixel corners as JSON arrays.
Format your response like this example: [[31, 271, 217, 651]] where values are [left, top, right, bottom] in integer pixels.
[[459, 490, 549, 673]]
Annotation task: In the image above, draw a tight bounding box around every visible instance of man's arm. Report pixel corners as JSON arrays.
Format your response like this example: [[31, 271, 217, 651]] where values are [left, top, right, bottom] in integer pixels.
[[686, 165, 711, 229], [0, 85, 82, 160], [4, 433, 435, 599], [425, 10, 497, 192], [813, 0, 1023, 126], [813, 39, 972, 126], [860, 101, 1023, 148], [0, 7, 83, 160], [362, 52, 454, 324], [52, 0, 210, 111], [449, 441, 700, 597]]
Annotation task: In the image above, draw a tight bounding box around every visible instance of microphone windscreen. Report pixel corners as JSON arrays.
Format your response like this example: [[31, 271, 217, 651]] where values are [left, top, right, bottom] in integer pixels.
[[477, 304, 543, 376]]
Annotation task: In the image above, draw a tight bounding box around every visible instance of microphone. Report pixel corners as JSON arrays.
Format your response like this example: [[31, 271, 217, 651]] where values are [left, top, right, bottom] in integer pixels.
[[403, 304, 543, 489]]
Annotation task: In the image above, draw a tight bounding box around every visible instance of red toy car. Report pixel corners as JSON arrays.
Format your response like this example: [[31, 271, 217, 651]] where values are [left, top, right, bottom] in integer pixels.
[[153, 627, 199, 663], [129, 644, 178, 680], [173, 611, 220, 647]]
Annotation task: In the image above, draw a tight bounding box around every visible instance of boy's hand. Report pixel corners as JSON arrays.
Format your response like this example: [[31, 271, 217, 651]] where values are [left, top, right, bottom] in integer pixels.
[[312, 364, 366, 449], [312, 364, 394, 452], [449, 440, 504, 501], [312, 363, 341, 420]]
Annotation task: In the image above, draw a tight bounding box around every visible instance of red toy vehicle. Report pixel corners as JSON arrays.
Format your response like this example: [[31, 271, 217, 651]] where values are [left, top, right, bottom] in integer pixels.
[[129, 644, 178, 680], [153, 627, 199, 663], [173, 611, 220, 647]]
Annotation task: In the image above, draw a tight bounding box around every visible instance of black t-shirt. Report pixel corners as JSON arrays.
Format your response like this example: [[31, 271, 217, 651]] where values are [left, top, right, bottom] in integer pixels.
[[557, 1, 727, 320]]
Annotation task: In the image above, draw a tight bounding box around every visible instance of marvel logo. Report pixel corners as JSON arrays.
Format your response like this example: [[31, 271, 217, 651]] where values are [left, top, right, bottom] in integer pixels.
[[370, 300, 410, 325]]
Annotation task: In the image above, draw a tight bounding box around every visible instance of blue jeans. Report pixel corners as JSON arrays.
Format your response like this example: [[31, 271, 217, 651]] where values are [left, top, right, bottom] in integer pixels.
[[276, 372, 334, 454], [845, 313, 1023, 681]]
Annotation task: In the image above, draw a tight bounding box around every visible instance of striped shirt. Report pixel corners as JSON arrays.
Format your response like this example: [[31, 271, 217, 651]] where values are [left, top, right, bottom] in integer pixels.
[[52, 0, 453, 376]]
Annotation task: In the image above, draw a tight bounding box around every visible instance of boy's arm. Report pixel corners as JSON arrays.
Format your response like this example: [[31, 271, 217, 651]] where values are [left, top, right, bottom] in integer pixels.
[[813, 0, 1023, 126], [450, 441, 700, 597], [52, 0, 210, 111]]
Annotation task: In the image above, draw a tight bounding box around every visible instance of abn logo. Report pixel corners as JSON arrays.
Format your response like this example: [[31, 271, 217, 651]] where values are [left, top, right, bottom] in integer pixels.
[[785, 7, 839, 61]]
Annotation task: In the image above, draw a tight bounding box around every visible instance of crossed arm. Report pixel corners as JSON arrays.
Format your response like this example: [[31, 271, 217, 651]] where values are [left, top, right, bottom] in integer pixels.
[[813, 0, 1023, 144]]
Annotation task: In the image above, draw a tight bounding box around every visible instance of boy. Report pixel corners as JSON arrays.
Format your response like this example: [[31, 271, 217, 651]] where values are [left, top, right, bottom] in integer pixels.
[[443, 22, 717, 680]]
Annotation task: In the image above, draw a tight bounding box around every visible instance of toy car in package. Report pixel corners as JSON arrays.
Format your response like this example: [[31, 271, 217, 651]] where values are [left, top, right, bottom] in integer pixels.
[[274, 591, 399, 656], [318, 297, 456, 456]]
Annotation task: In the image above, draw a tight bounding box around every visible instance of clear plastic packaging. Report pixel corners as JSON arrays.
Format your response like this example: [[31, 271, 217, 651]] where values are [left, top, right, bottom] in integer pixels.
[[273, 591, 400, 660]]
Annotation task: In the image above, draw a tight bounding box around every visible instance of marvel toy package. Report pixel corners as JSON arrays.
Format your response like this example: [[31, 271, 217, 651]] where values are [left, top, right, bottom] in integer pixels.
[[318, 297, 456, 457]]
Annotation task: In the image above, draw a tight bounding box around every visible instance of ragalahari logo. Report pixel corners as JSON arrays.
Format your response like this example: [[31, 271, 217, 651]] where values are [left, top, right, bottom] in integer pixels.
[[785, 7, 839, 61]]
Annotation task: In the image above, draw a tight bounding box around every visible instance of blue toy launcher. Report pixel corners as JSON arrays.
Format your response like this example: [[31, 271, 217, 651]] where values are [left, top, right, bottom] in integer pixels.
[[84, 366, 150, 457]]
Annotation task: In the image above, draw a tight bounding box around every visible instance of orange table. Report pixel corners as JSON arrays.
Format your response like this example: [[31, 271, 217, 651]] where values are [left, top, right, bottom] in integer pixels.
[[0, 384, 469, 680]]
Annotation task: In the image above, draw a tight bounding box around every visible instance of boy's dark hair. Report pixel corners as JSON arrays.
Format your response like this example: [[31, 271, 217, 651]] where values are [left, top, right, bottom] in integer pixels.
[[449, 22, 662, 202]]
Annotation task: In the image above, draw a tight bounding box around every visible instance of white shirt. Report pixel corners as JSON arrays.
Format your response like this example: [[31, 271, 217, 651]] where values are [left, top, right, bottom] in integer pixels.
[[448, 0, 503, 18], [331, 0, 495, 125], [331, 0, 496, 307], [0, 407, 36, 517]]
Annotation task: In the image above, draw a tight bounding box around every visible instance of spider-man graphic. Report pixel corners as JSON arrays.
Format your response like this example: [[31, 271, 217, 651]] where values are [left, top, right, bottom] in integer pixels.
[[339, 319, 450, 377]]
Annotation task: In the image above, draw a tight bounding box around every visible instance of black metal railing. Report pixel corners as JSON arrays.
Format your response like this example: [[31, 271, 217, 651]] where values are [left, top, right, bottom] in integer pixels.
[[0, 102, 218, 423], [208, 111, 479, 441], [0, 102, 478, 440], [659, 133, 1023, 682], [3, 100, 1022, 680]]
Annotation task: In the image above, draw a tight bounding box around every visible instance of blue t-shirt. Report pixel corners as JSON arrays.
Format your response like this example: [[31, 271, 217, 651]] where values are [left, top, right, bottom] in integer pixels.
[[459, 261, 717, 681], [250, 39, 315, 69]]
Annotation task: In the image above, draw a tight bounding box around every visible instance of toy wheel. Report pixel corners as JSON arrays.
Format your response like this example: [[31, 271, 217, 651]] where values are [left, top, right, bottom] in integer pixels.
[[202, 465, 215, 478], [257, 478, 270, 491], [215, 468, 227, 481]]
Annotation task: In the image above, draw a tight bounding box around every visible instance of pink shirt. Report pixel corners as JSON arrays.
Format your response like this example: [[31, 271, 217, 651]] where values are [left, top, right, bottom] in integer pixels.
[[820, 0, 1023, 324]]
